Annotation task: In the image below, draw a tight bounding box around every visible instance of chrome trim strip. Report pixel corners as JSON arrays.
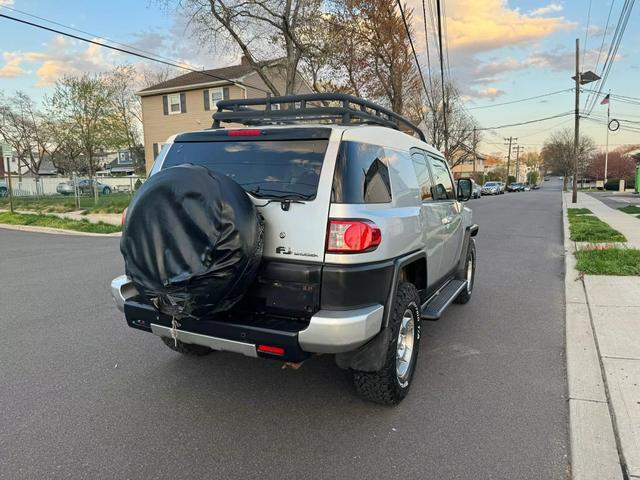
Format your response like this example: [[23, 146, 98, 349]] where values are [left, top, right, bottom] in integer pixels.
[[150, 324, 258, 358], [298, 304, 384, 354]]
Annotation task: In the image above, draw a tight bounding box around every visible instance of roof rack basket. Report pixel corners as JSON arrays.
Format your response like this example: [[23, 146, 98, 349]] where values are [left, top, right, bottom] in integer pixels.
[[211, 93, 426, 142]]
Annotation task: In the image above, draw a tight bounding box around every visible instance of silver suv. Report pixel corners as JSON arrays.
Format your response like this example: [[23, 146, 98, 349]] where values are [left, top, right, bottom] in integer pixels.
[[111, 94, 478, 405]]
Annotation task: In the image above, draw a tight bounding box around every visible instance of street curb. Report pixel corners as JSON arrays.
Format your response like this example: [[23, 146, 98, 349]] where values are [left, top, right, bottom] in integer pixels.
[[563, 193, 623, 480], [0, 223, 121, 237]]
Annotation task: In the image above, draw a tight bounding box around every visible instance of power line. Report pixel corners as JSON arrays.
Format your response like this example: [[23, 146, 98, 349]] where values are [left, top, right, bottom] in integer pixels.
[[421, 0, 434, 91], [458, 111, 575, 132], [395, 0, 430, 101], [582, 0, 593, 72], [0, 5, 190, 68], [0, 12, 271, 94], [585, 0, 635, 115], [583, 0, 615, 109], [467, 89, 572, 110]]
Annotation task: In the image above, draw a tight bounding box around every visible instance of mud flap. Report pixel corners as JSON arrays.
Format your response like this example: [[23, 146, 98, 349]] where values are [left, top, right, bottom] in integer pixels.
[[334, 327, 391, 372]]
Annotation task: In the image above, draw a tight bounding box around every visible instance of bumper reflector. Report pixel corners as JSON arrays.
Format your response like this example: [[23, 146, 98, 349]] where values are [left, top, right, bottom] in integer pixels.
[[257, 345, 285, 356]]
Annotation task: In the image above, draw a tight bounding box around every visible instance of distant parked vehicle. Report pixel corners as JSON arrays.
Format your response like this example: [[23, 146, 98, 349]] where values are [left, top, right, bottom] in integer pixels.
[[604, 179, 635, 191], [57, 179, 112, 196], [0, 181, 7, 197], [496, 182, 506, 194], [532, 183, 540, 190], [523, 184, 531, 191], [507, 182, 524, 192], [481, 181, 500, 195]]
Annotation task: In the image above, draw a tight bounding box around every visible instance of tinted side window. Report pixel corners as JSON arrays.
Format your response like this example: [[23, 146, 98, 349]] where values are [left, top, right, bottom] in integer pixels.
[[427, 155, 455, 200], [410, 152, 433, 201], [332, 141, 392, 203]]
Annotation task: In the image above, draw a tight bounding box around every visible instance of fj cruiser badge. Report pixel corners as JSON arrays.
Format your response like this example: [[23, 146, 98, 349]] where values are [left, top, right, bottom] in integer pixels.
[[276, 246, 292, 255]]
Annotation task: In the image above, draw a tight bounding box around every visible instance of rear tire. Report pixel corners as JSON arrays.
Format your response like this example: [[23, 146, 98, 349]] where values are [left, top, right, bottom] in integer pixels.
[[161, 337, 213, 356], [454, 239, 476, 304], [352, 282, 421, 405]]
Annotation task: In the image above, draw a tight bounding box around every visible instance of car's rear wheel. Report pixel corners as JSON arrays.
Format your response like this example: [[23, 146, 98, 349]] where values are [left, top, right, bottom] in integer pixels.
[[454, 239, 476, 304], [352, 282, 421, 405], [161, 337, 213, 356]]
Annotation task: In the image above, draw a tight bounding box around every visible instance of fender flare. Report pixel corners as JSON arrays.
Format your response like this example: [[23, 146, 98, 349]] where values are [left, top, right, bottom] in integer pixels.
[[334, 250, 426, 372]]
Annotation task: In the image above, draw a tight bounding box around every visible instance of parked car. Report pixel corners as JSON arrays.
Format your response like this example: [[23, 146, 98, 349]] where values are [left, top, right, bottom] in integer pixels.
[[111, 93, 479, 405], [0, 181, 7, 197], [523, 184, 531, 191], [496, 182, 506, 194], [56, 179, 112, 196], [507, 182, 525, 192], [532, 183, 540, 190], [481, 181, 500, 195]]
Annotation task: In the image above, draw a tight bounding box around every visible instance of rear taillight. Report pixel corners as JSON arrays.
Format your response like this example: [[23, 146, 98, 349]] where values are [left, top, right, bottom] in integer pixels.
[[326, 220, 382, 253], [227, 129, 262, 137], [121, 207, 127, 226]]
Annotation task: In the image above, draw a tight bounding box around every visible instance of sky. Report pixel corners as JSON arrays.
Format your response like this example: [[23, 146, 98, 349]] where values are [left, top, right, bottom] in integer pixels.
[[0, 0, 638, 158]]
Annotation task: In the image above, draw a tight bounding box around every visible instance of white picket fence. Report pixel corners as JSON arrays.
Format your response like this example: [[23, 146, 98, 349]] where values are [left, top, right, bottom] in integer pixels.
[[1, 176, 146, 197]]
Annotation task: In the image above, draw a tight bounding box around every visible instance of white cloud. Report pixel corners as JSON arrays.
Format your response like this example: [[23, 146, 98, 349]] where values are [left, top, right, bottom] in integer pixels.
[[0, 52, 24, 77], [529, 3, 564, 17], [473, 87, 506, 99], [0, 0, 15, 6]]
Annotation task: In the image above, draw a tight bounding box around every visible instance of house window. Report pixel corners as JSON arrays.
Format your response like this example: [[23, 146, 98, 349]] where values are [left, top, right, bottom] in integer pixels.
[[210, 88, 224, 109], [168, 93, 181, 114]]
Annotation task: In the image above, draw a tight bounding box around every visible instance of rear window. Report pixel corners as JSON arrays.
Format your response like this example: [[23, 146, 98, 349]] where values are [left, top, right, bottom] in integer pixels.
[[162, 140, 328, 200], [332, 141, 393, 204]]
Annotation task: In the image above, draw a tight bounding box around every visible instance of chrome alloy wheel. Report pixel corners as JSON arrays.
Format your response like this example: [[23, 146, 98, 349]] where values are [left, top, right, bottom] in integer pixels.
[[466, 250, 475, 293], [396, 308, 416, 387]]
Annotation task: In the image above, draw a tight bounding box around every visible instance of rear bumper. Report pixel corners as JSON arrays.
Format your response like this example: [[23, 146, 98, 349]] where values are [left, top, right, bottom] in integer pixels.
[[110, 275, 383, 359]]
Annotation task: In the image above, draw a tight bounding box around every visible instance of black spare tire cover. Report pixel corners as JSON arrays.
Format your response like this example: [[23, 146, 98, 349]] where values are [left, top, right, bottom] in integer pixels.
[[120, 164, 264, 319]]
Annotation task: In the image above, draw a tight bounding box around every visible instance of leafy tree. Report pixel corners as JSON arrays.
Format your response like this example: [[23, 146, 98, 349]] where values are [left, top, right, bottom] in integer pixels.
[[48, 74, 126, 178], [527, 170, 539, 185], [586, 147, 638, 180]]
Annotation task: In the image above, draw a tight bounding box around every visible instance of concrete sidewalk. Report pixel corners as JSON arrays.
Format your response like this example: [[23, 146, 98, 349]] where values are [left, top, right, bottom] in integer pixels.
[[568, 191, 640, 247], [564, 192, 640, 479]]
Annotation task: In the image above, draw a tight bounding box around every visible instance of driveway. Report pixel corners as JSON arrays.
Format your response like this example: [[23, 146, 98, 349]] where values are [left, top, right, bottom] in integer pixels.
[[0, 179, 567, 479]]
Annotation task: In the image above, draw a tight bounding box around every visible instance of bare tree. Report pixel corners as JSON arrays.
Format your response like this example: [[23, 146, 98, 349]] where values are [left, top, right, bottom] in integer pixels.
[[0, 92, 51, 181], [173, 0, 324, 95], [108, 65, 145, 173], [542, 128, 595, 191], [420, 79, 479, 165]]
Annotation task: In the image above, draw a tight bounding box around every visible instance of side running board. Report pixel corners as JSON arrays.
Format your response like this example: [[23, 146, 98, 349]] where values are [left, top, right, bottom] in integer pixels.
[[420, 279, 467, 320]]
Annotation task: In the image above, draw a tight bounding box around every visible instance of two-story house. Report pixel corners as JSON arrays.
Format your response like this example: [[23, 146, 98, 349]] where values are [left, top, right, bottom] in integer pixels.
[[137, 57, 312, 172]]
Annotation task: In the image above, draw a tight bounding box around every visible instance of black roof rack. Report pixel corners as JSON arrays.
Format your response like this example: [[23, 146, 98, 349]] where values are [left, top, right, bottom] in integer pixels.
[[211, 93, 426, 142]]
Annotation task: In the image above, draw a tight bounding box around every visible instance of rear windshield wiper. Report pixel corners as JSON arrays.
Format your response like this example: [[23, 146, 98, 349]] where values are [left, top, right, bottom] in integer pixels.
[[247, 187, 313, 201]]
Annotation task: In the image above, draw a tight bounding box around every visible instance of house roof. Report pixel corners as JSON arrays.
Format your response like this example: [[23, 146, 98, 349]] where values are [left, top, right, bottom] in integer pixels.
[[138, 65, 255, 95]]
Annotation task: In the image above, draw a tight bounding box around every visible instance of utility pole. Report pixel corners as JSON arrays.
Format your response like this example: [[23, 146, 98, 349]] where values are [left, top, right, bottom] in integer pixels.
[[435, 0, 448, 158], [604, 89, 611, 183], [572, 38, 580, 203], [504, 136, 516, 184], [1, 145, 14, 213], [472, 127, 477, 176], [514, 146, 525, 183]]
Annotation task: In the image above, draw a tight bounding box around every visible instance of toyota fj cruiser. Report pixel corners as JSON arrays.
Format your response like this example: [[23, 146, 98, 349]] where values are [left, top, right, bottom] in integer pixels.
[[111, 94, 478, 405]]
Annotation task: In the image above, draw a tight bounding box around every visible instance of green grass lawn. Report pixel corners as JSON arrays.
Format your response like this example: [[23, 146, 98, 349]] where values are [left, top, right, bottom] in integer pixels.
[[0, 212, 121, 234], [0, 193, 131, 214], [568, 208, 593, 216], [567, 210, 626, 242], [575, 248, 640, 275], [619, 205, 640, 215]]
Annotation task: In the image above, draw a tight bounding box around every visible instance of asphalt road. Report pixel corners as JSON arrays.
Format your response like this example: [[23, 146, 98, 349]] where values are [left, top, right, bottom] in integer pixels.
[[0, 179, 567, 479]]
